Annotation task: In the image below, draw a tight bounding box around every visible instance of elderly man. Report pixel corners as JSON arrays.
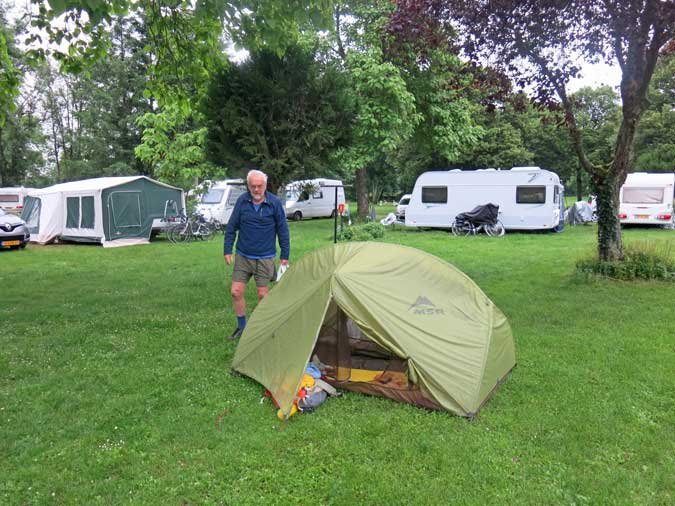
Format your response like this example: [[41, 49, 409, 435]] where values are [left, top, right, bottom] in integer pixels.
[[224, 169, 290, 340]]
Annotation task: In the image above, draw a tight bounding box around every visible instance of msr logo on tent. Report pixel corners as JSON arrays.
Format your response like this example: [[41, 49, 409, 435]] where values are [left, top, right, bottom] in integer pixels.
[[409, 296, 445, 315]]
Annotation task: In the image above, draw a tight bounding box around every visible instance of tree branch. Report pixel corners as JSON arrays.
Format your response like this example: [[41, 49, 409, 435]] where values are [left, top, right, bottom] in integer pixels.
[[335, 5, 346, 61]]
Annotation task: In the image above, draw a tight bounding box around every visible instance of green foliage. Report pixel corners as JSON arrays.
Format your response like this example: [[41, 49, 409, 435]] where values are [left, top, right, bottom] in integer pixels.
[[335, 49, 421, 172], [135, 104, 222, 189], [337, 221, 385, 241], [203, 45, 348, 191], [0, 24, 21, 128], [634, 54, 675, 172], [576, 240, 675, 281]]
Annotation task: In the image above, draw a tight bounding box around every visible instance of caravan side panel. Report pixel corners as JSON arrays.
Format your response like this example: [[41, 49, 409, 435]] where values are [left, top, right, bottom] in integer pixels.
[[405, 170, 562, 230]]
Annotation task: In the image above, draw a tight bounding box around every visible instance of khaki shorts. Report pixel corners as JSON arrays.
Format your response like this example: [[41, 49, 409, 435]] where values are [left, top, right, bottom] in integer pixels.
[[232, 255, 276, 287]]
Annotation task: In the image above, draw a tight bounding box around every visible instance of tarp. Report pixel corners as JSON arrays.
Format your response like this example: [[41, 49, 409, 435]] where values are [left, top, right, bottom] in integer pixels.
[[232, 242, 516, 418], [456, 203, 500, 225]]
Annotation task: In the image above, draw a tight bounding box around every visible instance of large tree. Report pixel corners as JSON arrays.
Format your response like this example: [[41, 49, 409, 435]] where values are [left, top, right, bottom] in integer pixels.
[[0, 7, 44, 186], [328, 0, 486, 217], [24, 0, 333, 187], [0, 5, 20, 130], [390, 0, 675, 261], [202, 45, 349, 193]]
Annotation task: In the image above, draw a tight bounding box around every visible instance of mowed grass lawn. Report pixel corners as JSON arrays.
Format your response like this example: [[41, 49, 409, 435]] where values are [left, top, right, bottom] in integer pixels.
[[2, 215, 674, 505]]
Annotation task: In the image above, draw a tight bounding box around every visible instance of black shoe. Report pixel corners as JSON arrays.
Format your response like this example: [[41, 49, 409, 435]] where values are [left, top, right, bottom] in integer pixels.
[[228, 327, 243, 340]]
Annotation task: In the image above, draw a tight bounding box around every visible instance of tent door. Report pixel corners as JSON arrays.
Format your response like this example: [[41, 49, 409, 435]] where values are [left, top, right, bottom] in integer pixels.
[[107, 191, 144, 238]]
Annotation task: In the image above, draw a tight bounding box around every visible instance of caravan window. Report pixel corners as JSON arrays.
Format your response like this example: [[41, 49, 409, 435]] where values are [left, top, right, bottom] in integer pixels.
[[226, 185, 246, 206], [516, 186, 546, 204], [0, 194, 19, 203], [554, 186, 560, 204], [421, 186, 448, 204], [201, 189, 224, 204], [623, 187, 664, 204]]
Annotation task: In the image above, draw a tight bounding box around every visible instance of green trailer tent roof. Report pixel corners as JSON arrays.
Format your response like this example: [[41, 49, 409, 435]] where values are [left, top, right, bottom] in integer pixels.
[[232, 242, 516, 419]]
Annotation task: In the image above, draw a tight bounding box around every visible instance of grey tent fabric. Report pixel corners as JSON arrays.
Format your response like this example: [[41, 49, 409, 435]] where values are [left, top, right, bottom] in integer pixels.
[[565, 201, 595, 225]]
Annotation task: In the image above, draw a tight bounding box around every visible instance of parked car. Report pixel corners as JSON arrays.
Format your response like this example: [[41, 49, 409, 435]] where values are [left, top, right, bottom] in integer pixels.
[[0, 208, 30, 249], [396, 194, 412, 219]]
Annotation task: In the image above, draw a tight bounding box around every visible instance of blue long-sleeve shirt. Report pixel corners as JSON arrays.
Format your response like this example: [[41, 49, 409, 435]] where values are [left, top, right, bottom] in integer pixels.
[[224, 191, 290, 260]]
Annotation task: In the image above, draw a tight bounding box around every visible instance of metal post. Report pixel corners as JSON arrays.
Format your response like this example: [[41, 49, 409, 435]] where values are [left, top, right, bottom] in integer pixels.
[[334, 186, 338, 244]]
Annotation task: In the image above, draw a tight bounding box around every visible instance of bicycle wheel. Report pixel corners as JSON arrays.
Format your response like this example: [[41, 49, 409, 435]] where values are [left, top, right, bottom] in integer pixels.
[[167, 223, 181, 243], [173, 222, 192, 243], [485, 221, 505, 237], [451, 221, 474, 236], [199, 224, 214, 241]]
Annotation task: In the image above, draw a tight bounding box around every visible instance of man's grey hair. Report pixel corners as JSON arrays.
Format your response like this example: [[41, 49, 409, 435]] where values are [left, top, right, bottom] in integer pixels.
[[247, 169, 268, 184]]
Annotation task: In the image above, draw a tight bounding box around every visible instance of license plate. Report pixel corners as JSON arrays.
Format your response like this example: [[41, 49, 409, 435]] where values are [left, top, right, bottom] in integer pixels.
[[634, 214, 650, 219], [1, 240, 20, 246]]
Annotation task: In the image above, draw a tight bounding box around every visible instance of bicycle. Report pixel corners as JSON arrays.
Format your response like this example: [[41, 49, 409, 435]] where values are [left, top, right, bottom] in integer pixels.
[[168, 212, 214, 243], [451, 203, 505, 237]]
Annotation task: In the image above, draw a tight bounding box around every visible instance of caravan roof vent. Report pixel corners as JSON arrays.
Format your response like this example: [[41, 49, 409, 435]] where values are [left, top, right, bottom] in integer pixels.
[[449, 169, 462, 172], [511, 166, 541, 171]]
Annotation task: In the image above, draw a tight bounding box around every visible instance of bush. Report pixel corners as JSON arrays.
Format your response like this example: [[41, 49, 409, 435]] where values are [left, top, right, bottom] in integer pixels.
[[576, 240, 675, 281], [337, 222, 386, 242]]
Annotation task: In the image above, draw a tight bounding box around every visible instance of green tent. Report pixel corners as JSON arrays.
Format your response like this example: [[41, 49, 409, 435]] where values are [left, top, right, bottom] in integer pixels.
[[22, 176, 183, 246], [232, 242, 516, 419]]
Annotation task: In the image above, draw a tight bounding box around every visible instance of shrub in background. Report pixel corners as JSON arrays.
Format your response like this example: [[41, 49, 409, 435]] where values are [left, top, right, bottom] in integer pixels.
[[337, 222, 385, 242], [576, 240, 675, 281]]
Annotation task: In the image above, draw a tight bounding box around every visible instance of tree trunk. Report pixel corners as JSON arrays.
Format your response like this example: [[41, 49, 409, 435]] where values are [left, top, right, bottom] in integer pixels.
[[356, 166, 369, 219], [592, 173, 623, 261], [576, 166, 583, 201], [595, 98, 642, 261]]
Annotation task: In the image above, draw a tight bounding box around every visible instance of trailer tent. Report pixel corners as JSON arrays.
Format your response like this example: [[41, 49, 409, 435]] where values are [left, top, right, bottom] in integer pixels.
[[21, 176, 184, 246], [232, 242, 516, 419]]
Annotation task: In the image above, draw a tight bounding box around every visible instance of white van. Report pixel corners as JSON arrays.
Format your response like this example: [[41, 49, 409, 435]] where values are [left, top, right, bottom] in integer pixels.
[[405, 167, 565, 231], [619, 172, 674, 226], [0, 187, 36, 215], [396, 194, 412, 219], [283, 179, 345, 220], [195, 179, 246, 225]]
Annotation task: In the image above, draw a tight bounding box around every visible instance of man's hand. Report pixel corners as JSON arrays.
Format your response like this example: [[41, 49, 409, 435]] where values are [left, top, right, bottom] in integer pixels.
[[280, 259, 289, 267], [225, 254, 233, 265]]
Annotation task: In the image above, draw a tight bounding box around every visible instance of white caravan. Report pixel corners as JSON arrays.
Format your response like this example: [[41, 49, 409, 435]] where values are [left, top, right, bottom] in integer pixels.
[[619, 172, 674, 226], [405, 167, 565, 231], [195, 179, 246, 224], [283, 179, 345, 220], [0, 187, 36, 214]]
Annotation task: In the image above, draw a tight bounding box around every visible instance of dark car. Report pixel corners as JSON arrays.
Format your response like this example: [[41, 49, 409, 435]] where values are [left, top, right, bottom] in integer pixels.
[[0, 208, 30, 249]]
